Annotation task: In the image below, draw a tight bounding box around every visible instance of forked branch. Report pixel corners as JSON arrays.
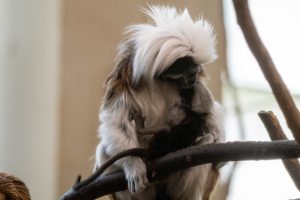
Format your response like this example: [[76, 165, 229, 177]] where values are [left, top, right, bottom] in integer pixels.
[[232, 0, 300, 144], [259, 111, 300, 191]]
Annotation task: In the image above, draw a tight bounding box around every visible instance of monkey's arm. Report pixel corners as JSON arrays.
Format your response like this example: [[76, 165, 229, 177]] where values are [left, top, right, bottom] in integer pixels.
[[133, 112, 171, 135], [77, 121, 174, 190], [205, 102, 224, 143], [192, 82, 224, 143], [133, 112, 191, 157], [77, 119, 199, 190], [96, 98, 149, 193], [75, 148, 149, 190]]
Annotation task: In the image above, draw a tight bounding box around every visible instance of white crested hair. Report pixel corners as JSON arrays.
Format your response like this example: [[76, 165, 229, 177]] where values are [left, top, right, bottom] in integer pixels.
[[125, 5, 217, 84]]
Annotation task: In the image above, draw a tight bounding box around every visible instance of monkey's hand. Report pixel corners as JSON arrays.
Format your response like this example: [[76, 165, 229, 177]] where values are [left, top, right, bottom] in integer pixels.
[[123, 157, 149, 193]]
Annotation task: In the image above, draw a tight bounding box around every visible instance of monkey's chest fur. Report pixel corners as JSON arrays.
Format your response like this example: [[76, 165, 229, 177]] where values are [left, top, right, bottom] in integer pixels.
[[147, 110, 208, 160], [140, 86, 208, 200], [146, 86, 209, 159]]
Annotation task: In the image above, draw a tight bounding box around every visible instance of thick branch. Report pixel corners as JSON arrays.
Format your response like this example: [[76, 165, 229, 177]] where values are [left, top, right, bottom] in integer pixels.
[[259, 111, 300, 191], [60, 140, 300, 200], [232, 0, 300, 144]]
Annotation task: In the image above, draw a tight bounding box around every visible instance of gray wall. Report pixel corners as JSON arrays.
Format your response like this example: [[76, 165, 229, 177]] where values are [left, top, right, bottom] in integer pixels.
[[0, 0, 60, 199]]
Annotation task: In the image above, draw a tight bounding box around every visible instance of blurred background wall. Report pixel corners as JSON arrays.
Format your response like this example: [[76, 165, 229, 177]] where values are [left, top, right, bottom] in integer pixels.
[[0, 0, 226, 199], [0, 0, 60, 199]]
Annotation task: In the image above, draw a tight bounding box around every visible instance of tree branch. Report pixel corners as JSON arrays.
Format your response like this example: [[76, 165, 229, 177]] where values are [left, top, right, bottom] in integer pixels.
[[60, 140, 300, 200], [232, 0, 300, 144], [259, 111, 300, 191]]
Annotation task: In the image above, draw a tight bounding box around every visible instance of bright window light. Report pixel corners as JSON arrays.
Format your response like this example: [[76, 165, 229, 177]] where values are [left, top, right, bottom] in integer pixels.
[[224, 0, 300, 94], [223, 1, 300, 199]]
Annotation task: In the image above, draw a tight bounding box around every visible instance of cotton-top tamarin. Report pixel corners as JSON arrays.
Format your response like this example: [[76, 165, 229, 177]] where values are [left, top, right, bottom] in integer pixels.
[[95, 5, 224, 200]]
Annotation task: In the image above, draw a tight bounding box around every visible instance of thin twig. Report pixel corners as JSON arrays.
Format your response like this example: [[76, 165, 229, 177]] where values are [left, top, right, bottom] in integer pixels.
[[259, 111, 300, 191], [60, 140, 300, 200], [232, 0, 300, 144]]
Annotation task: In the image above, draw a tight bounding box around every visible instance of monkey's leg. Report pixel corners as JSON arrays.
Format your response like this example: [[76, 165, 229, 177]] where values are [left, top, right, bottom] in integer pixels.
[[164, 165, 211, 200], [202, 166, 220, 200], [114, 185, 156, 200]]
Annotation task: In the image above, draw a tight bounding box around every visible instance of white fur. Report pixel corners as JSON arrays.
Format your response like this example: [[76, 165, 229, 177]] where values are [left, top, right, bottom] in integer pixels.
[[127, 5, 217, 84]]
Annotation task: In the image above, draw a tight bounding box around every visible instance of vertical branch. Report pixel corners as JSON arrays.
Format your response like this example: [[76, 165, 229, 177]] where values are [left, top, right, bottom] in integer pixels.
[[232, 0, 300, 144], [259, 111, 300, 191]]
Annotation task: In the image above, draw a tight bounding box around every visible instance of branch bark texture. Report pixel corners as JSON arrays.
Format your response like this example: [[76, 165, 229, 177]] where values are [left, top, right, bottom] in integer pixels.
[[232, 0, 300, 144], [259, 111, 300, 191], [60, 140, 300, 200]]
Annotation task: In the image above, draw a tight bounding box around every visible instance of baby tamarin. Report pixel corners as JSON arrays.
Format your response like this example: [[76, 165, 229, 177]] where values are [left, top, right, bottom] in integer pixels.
[[94, 6, 224, 200]]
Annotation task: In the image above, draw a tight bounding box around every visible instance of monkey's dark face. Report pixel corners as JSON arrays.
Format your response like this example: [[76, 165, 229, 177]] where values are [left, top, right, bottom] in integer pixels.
[[157, 56, 201, 89]]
